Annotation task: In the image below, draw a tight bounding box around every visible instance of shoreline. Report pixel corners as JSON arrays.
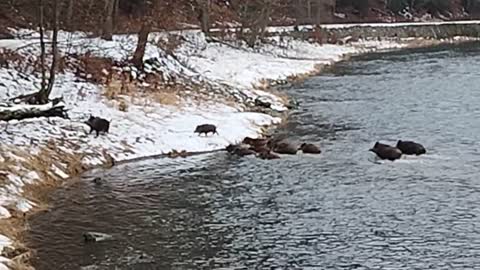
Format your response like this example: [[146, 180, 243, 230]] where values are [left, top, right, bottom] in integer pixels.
[[0, 23, 479, 269]]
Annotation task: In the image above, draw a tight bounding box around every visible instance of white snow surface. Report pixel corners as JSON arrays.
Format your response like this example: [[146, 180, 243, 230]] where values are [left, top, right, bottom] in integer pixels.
[[265, 20, 480, 32], [0, 23, 475, 266]]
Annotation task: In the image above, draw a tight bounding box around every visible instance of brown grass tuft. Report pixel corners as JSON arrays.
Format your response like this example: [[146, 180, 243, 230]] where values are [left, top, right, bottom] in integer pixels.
[[76, 53, 113, 84], [118, 99, 129, 112], [101, 150, 115, 169], [0, 217, 33, 270], [0, 48, 25, 69], [154, 34, 183, 55], [150, 89, 180, 106]]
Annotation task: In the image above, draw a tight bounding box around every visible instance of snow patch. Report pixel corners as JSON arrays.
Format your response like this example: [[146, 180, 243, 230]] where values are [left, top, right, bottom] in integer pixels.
[[0, 208, 10, 219]]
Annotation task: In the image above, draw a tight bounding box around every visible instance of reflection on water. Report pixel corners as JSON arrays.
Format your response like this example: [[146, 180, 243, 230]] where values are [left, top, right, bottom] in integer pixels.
[[28, 43, 480, 270]]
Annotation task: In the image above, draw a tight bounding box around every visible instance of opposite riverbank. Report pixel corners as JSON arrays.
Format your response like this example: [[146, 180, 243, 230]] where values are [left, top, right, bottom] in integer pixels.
[[0, 21, 480, 269]]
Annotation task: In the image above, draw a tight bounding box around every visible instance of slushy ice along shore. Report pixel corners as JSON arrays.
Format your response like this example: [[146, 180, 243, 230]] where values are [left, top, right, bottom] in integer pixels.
[[0, 20, 480, 269]]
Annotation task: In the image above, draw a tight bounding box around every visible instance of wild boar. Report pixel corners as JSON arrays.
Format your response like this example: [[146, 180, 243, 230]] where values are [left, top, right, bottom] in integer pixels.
[[194, 124, 218, 136], [396, 140, 426, 156], [85, 115, 110, 137], [299, 143, 321, 154], [369, 142, 402, 161]]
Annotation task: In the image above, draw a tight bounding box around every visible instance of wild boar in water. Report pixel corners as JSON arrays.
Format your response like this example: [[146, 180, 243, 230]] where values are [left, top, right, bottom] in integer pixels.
[[242, 136, 269, 147], [194, 124, 218, 136], [232, 147, 256, 157], [249, 144, 271, 153], [257, 150, 280, 160], [85, 115, 110, 137], [299, 143, 321, 154], [269, 140, 298, 155], [396, 140, 426, 156], [226, 144, 255, 157], [369, 142, 402, 161]]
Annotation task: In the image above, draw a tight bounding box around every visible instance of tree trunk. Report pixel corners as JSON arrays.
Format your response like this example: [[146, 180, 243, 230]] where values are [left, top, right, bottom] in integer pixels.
[[112, 0, 119, 32], [197, 0, 210, 35], [39, 0, 46, 94], [295, 0, 304, 25], [102, 0, 115, 40], [43, 0, 59, 103], [307, 0, 312, 22], [131, 22, 151, 70], [65, 0, 74, 30]]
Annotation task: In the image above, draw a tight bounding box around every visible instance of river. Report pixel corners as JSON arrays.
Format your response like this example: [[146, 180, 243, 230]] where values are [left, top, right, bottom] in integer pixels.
[[27, 43, 480, 270]]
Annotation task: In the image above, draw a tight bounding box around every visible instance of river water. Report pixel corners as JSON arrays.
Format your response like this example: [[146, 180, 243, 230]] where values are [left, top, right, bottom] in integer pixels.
[[27, 43, 480, 270]]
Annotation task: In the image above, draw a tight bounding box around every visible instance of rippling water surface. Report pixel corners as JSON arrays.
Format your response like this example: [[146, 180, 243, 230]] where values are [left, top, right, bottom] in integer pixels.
[[28, 43, 480, 270]]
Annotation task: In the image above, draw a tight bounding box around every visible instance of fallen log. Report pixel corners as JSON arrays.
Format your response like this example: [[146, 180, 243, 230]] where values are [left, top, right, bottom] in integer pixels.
[[0, 102, 69, 122]]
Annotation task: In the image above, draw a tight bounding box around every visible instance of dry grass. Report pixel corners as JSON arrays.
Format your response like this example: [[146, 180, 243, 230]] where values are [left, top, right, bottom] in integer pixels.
[[150, 89, 180, 106], [255, 79, 270, 90], [76, 53, 113, 84], [167, 149, 189, 158], [9, 260, 35, 270], [259, 87, 290, 106], [104, 73, 136, 100], [0, 49, 25, 69], [286, 72, 312, 83], [313, 63, 327, 73], [153, 34, 183, 55], [105, 73, 184, 110], [118, 99, 129, 112], [0, 216, 33, 270], [101, 150, 115, 169]]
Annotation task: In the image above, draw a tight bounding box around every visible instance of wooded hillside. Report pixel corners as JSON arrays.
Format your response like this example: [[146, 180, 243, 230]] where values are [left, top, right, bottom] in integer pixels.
[[1, 0, 480, 36]]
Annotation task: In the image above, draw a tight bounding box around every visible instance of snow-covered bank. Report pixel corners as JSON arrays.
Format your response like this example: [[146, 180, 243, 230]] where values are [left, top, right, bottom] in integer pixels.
[[0, 24, 477, 268]]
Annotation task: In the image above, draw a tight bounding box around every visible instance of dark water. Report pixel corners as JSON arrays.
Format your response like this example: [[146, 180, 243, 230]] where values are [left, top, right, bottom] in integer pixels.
[[28, 43, 480, 270]]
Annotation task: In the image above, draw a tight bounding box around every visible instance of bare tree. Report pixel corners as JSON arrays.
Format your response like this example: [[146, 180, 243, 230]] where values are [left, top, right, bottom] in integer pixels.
[[232, 0, 281, 47], [102, 0, 116, 40], [64, 0, 74, 30], [16, 0, 60, 104], [39, 0, 47, 95], [112, 0, 120, 31], [42, 0, 60, 103], [132, 21, 151, 69], [131, 0, 176, 70], [292, 0, 336, 24], [196, 0, 211, 35]]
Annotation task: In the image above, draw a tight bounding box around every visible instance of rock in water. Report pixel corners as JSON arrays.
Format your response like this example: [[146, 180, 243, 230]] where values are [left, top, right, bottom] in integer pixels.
[[83, 232, 113, 243], [92, 177, 102, 184]]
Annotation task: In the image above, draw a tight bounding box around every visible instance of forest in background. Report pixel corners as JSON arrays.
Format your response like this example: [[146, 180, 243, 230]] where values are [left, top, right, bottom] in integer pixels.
[[1, 0, 480, 36]]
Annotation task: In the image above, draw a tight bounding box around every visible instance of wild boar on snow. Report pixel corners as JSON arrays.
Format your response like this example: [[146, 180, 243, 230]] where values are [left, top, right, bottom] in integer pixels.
[[194, 124, 218, 136], [85, 115, 110, 137]]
